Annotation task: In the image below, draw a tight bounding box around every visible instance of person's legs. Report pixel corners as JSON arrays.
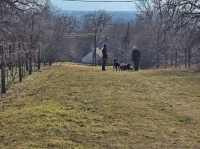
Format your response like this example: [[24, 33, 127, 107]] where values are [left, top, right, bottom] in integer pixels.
[[102, 59, 106, 70], [135, 60, 139, 71], [133, 61, 136, 70]]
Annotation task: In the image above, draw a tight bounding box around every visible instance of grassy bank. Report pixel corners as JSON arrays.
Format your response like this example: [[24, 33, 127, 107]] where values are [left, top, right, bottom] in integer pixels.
[[1, 62, 200, 149]]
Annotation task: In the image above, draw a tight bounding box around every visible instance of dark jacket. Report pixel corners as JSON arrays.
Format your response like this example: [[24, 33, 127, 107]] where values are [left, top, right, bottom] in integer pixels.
[[132, 50, 141, 61], [102, 47, 107, 59]]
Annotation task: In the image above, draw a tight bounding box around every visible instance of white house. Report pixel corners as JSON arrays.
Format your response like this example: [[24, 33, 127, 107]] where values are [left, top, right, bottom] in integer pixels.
[[82, 48, 102, 64]]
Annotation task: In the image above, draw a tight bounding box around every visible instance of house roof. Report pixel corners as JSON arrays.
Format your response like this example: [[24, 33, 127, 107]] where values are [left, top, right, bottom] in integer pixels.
[[95, 48, 102, 57], [82, 48, 102, 58]]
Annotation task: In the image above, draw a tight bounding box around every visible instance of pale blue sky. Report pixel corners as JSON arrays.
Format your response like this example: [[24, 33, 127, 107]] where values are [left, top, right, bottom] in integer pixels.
[[50, 0, 137, 11]]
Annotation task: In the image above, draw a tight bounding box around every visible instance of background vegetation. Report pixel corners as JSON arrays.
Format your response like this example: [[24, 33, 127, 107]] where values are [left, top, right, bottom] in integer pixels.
[[1, 0, 200, 68], [1, 63, 200, 148]]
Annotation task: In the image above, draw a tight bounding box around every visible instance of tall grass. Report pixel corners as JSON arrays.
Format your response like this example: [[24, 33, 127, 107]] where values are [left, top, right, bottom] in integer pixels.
[[1, 62, 200, 149]]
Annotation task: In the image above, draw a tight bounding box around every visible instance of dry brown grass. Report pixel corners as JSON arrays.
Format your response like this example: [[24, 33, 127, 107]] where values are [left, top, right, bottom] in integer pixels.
[[0, 62, 200, 149]]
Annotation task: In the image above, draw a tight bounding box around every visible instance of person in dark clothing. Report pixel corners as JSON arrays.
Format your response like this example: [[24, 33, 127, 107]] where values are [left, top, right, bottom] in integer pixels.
[[102, 44, 108, 71], [132, 46, 141, 71]]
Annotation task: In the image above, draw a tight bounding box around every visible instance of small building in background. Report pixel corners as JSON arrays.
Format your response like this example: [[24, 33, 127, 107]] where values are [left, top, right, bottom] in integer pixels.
[[82, 48, 102, 64], [72, 56, 82, 63]]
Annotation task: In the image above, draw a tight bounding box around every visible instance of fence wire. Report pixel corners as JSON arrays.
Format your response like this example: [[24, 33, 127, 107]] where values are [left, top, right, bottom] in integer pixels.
[[0, 42, 40, 94]]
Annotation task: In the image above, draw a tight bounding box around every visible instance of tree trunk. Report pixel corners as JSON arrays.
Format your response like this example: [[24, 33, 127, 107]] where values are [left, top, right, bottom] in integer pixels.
[[188, 48, 191, 69], [175, 49, 177, 69], [1, 62, 6, 93]]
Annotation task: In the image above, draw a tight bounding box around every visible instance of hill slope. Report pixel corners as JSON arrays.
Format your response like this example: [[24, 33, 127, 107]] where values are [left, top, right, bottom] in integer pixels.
[[1, 63, 200, 148]]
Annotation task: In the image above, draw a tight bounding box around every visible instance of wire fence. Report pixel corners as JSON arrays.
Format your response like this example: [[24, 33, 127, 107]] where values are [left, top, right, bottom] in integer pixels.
[[0, 41, 41, 94]]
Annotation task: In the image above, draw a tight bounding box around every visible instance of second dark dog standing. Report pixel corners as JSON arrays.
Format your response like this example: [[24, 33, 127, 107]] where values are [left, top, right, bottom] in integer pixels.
[[113, 59, 120, 71]]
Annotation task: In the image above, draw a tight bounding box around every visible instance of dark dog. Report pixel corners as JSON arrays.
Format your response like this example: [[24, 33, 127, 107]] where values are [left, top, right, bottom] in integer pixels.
[[124, 62, 131, 70], [113, 59, 120, 71], [119, 63, 125, 71], [119, 62, 131, 71]]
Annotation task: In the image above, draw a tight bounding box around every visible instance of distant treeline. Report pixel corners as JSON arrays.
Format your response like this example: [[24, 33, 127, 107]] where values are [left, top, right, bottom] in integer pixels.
[[0, 0, 199, 70]]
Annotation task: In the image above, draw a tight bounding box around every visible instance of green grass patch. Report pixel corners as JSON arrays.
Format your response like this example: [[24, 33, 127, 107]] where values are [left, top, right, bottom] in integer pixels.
[[1, 63, 200, 148]]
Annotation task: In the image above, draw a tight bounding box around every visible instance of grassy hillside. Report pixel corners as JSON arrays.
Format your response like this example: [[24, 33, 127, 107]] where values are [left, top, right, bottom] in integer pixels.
[[1, 63, 200, 149]]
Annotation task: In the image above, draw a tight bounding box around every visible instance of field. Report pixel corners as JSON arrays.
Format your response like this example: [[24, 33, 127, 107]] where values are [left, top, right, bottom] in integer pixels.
[[0, 62, 200, 149]]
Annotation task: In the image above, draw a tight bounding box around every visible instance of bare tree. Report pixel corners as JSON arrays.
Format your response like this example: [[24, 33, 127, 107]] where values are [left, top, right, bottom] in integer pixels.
[[0, 0, 44, 41], [83, 10, 112, 66], [133, 0, 200, 69], [103, 20, 125, 63]]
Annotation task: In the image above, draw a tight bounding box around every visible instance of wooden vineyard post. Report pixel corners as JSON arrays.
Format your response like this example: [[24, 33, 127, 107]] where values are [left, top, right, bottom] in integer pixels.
[[1, 61, 6, 93], [29, 51, 32, 75], [9, 44, 12, 70], [38, 44, 41, 70], [0, 44, 6, 93], [24, 43, 28, 72], [18, 42, 22, 82]]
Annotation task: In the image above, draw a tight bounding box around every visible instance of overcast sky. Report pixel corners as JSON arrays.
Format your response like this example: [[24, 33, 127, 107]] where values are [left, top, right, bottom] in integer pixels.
[[50, 0, 137, 11]]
